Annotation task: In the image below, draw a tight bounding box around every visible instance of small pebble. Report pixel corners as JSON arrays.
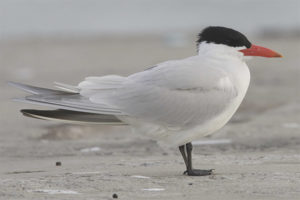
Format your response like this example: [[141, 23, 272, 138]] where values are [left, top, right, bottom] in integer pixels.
[[56, 161, 62, 166], [188, 183, 193, 185], [112, 193, 118, 198]]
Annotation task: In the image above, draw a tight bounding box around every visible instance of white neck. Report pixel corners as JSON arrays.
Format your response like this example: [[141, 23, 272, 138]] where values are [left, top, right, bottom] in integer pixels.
[[197, 41, 250, 100], [197, 42, 245, 60]]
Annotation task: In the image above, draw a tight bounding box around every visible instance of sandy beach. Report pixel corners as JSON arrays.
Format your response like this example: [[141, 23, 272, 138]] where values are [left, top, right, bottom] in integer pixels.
[[0, 35, 300, 199]]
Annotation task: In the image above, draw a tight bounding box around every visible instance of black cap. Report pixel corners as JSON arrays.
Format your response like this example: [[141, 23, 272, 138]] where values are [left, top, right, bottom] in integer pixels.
[[197, 26, 251, 48]]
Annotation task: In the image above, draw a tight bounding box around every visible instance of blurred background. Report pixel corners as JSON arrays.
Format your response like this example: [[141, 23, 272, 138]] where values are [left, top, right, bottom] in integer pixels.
[[0, 0, 300, 198], [1, 0, 300, 38]]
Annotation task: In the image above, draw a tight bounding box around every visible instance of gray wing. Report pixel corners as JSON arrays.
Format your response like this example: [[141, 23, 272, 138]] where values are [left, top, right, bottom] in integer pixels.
[[80, 58, 238, 129]]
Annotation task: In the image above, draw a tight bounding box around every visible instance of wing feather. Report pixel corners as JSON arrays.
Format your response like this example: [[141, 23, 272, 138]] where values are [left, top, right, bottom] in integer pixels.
[[82, 57, 238, 129]]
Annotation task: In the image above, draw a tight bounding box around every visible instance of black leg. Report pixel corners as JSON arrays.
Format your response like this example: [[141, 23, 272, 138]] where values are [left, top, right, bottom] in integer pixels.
[[179, 145, 187, 167], [179, 142, 213, 176]]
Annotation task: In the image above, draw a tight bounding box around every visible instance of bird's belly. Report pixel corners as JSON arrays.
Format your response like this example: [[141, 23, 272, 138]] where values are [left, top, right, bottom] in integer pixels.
[[161, 96, 243, 146], [123, 89, 247, 147], [197, 97, 242, 134]]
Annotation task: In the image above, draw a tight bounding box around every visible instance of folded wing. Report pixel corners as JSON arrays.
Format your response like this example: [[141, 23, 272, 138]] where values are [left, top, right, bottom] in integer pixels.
[[11, 57, 237, 128], [80, 58, 238, 129]]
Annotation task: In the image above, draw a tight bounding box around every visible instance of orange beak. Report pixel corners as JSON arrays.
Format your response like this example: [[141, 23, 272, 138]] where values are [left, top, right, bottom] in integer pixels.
[[239, 44, 282, 58]]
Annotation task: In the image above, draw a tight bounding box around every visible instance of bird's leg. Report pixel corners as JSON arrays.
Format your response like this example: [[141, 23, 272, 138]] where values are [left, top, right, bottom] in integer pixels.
[[182, 142, 213, 176], [179, 145, 188, 167]]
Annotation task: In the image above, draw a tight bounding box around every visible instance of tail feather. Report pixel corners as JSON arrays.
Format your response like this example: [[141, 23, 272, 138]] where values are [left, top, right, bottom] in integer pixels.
[[10, 82, 125, 116], [8, 81, 71, 95], [21, 109, 127, 125], [54, 82, 79, 93]]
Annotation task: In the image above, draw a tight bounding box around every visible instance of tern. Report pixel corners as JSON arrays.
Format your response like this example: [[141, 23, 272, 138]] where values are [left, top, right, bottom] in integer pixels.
[[10, 26, 282, 176]]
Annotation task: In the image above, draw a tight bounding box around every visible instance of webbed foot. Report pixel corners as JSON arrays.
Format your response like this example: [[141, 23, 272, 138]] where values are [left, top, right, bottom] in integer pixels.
[[183, 169, 214, 176]]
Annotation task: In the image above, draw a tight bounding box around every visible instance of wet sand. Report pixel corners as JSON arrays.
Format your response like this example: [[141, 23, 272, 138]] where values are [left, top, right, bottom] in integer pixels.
[[0, 35, 300, 199]]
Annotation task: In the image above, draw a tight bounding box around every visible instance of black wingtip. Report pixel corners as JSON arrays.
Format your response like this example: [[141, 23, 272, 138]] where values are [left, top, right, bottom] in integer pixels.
[[20, 109, 47, 120], [20, 109, 127, 125]]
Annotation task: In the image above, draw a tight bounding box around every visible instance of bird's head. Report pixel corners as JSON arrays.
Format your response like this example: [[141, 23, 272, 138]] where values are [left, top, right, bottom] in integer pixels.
[[197, 26, 282, 58]]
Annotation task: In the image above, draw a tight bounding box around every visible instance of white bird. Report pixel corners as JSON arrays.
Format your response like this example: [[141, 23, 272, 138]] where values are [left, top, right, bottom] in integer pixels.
[[10, 26, 282, 176]]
